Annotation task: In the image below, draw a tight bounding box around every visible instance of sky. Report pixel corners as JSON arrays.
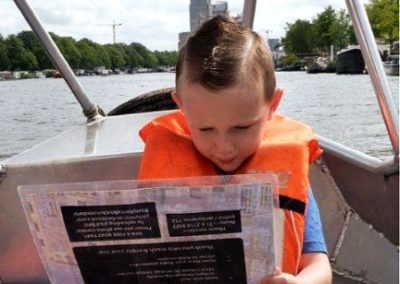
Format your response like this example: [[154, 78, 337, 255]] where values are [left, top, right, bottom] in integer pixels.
[[0, 0, 370, 51]]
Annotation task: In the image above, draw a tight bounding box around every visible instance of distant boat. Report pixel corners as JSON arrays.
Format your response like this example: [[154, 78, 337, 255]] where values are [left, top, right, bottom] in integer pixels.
[[306, 57, 328, 73], [53, 70, 62, 78], [305, 57, 335, 74], [383, 55, 399, 76], [336, 46, 365, 74], [277, 61, 303, 72]]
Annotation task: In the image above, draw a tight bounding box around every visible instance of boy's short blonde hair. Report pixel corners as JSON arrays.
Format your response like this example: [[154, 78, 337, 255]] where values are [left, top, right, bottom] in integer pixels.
[[176, 15, 276, 101]]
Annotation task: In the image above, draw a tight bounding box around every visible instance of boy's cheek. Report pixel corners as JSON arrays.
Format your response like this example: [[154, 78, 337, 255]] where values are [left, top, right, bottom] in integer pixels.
[[191, 138, 211, 156]]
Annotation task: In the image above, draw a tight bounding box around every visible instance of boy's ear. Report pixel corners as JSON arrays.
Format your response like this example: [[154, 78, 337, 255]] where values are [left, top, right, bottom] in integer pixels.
[[171, 90, 183, 109], [268, 88, 284, 114]]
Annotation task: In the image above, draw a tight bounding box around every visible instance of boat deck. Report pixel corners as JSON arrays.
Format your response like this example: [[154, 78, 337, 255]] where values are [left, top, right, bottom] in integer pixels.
[[6, 111, 167, 166], [0, 111, 398, 284]]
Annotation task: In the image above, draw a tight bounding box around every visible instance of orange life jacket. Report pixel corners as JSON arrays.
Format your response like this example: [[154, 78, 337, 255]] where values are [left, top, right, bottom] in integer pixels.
[[138, 110, 322, 275]]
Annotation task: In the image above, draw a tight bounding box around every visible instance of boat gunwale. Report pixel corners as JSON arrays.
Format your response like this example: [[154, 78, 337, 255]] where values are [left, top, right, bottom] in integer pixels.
[[1, 117, 397, 177], [319, 135, 399, 176]]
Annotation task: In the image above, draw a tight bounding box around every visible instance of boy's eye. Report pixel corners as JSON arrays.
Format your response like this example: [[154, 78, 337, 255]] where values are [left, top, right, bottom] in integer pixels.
[[234, 125, 251, 130], [199, 127, 213, 132]]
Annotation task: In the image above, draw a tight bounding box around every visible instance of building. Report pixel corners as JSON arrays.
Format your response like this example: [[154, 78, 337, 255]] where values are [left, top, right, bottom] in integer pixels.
[[267, 38, 280, 51], [0, 71, 12, 80], [178, 32, 192, 51], [189, 0, 212, 32], [266, 38, 285, 68], [178, 0, 229, 49], [211, 2, 228, 17]]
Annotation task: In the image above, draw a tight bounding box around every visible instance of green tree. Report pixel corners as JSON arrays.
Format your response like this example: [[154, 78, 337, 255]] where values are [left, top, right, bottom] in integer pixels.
[[167, 51, 178, 66], [366, 0, 399, 46], [283, 6, 355, 54], [17, 31, 52, 70], [52, 34, 81, 69], [330, 9, 357, 49], [76, 38, 110, 69], [154, 51, 167, 66], [6, 35, 38, 70], [0, 35, 10, 70], [105, 44, 126, 70], [76, 39, 97, 70], [283, 53, 300, 66], [131, 42, 158, 68], [0, 31, 178, 71], [114, 43, 131, 65], [16, 31, 38, 50], [312, 6, 338, 52], [154, 50, 177, 66], [282, 20, 316, 54], [97, 45, 111, 69], [127, 43, 144, 67]]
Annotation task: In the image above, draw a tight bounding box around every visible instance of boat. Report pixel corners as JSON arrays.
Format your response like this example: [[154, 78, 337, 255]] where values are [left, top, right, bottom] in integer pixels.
[[305, 57, 329, 73], [336, 46, 365, 74], [383, 55, 399, 76], [0, 0, 398, 283]]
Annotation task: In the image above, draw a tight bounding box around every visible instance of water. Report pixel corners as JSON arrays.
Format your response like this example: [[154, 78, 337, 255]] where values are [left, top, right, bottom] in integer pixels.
[[0, 72, 398, 161]]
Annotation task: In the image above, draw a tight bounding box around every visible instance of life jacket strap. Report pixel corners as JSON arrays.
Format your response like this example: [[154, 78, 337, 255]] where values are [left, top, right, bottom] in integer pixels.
[[279, 195, 306, 214]]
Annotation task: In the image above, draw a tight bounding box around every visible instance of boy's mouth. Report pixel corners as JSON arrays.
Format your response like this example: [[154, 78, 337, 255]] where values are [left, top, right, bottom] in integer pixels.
[[216, 156, 236, 164], [220, 159, 236, 165], [215, 157, 238, 170]]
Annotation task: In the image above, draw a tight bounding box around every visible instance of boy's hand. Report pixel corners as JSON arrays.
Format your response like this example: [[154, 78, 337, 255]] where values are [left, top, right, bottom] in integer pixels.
[[259, 267, 298, 284], [259, 253, 332, 284]]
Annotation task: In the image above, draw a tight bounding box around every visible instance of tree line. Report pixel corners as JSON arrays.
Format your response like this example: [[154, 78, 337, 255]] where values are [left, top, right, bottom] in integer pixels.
[[0, 31, 177, 72], [280, 0, 398, 56]]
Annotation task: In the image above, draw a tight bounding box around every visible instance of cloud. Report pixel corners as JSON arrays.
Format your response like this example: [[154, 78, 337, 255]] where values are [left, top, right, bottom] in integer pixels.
[[0, 0, 30, 35], [35, 7, 72, 26]]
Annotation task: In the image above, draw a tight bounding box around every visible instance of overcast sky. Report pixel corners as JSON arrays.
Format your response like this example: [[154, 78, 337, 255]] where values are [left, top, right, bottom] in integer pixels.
[[0, 0, 369, 51]]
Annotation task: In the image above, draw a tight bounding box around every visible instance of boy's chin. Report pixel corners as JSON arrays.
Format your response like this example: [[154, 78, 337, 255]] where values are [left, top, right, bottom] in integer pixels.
[[214, 162, 241, 175], [212, 156, 254, 174], [216, 167, 236, 175]]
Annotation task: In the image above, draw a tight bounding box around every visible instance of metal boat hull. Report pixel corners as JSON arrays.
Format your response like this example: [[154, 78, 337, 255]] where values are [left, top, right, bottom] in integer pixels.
[[0, 110, 398, 284], [383, 63, 399, 76], [336, 48, 365, 74]]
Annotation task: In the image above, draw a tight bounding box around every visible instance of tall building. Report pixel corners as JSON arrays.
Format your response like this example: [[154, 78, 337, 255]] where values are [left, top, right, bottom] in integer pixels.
[[211, 2, 228, 17], [178, 0, 229, 49], [267, 38, 280, 51], [190, 0, 212, 32]]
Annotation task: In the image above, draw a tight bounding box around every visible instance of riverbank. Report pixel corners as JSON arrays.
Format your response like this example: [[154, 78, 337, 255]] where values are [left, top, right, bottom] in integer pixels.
[[0, 67, 175, 81]]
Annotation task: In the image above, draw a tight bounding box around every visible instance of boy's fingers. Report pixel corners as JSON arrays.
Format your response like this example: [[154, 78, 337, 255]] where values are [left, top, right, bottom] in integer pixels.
[[273, 266, 282, 276], [258, 267, 282, 284]]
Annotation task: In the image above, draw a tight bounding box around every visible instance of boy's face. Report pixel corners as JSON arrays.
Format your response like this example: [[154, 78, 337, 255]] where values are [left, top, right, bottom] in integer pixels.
[[173, 82, 282, 173]]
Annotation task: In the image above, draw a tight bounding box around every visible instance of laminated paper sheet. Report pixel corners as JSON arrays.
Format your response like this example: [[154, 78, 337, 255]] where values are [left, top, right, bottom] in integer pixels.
[[19, 174, 282, 284]]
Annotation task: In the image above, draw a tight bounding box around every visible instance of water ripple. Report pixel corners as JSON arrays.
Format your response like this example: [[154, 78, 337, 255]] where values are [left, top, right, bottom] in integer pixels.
[[1, 72, 398, 161]]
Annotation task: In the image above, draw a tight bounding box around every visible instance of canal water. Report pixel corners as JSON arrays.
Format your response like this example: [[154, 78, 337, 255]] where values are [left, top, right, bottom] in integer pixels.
[[0, 72, 398, 161]]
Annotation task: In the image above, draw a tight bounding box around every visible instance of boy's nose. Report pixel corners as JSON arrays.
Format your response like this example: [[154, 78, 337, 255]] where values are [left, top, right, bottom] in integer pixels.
[[214, 135, 235, 155]]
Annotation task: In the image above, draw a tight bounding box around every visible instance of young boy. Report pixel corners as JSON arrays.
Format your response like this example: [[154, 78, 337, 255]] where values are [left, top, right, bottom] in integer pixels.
[[138, 15, 332, 283]]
